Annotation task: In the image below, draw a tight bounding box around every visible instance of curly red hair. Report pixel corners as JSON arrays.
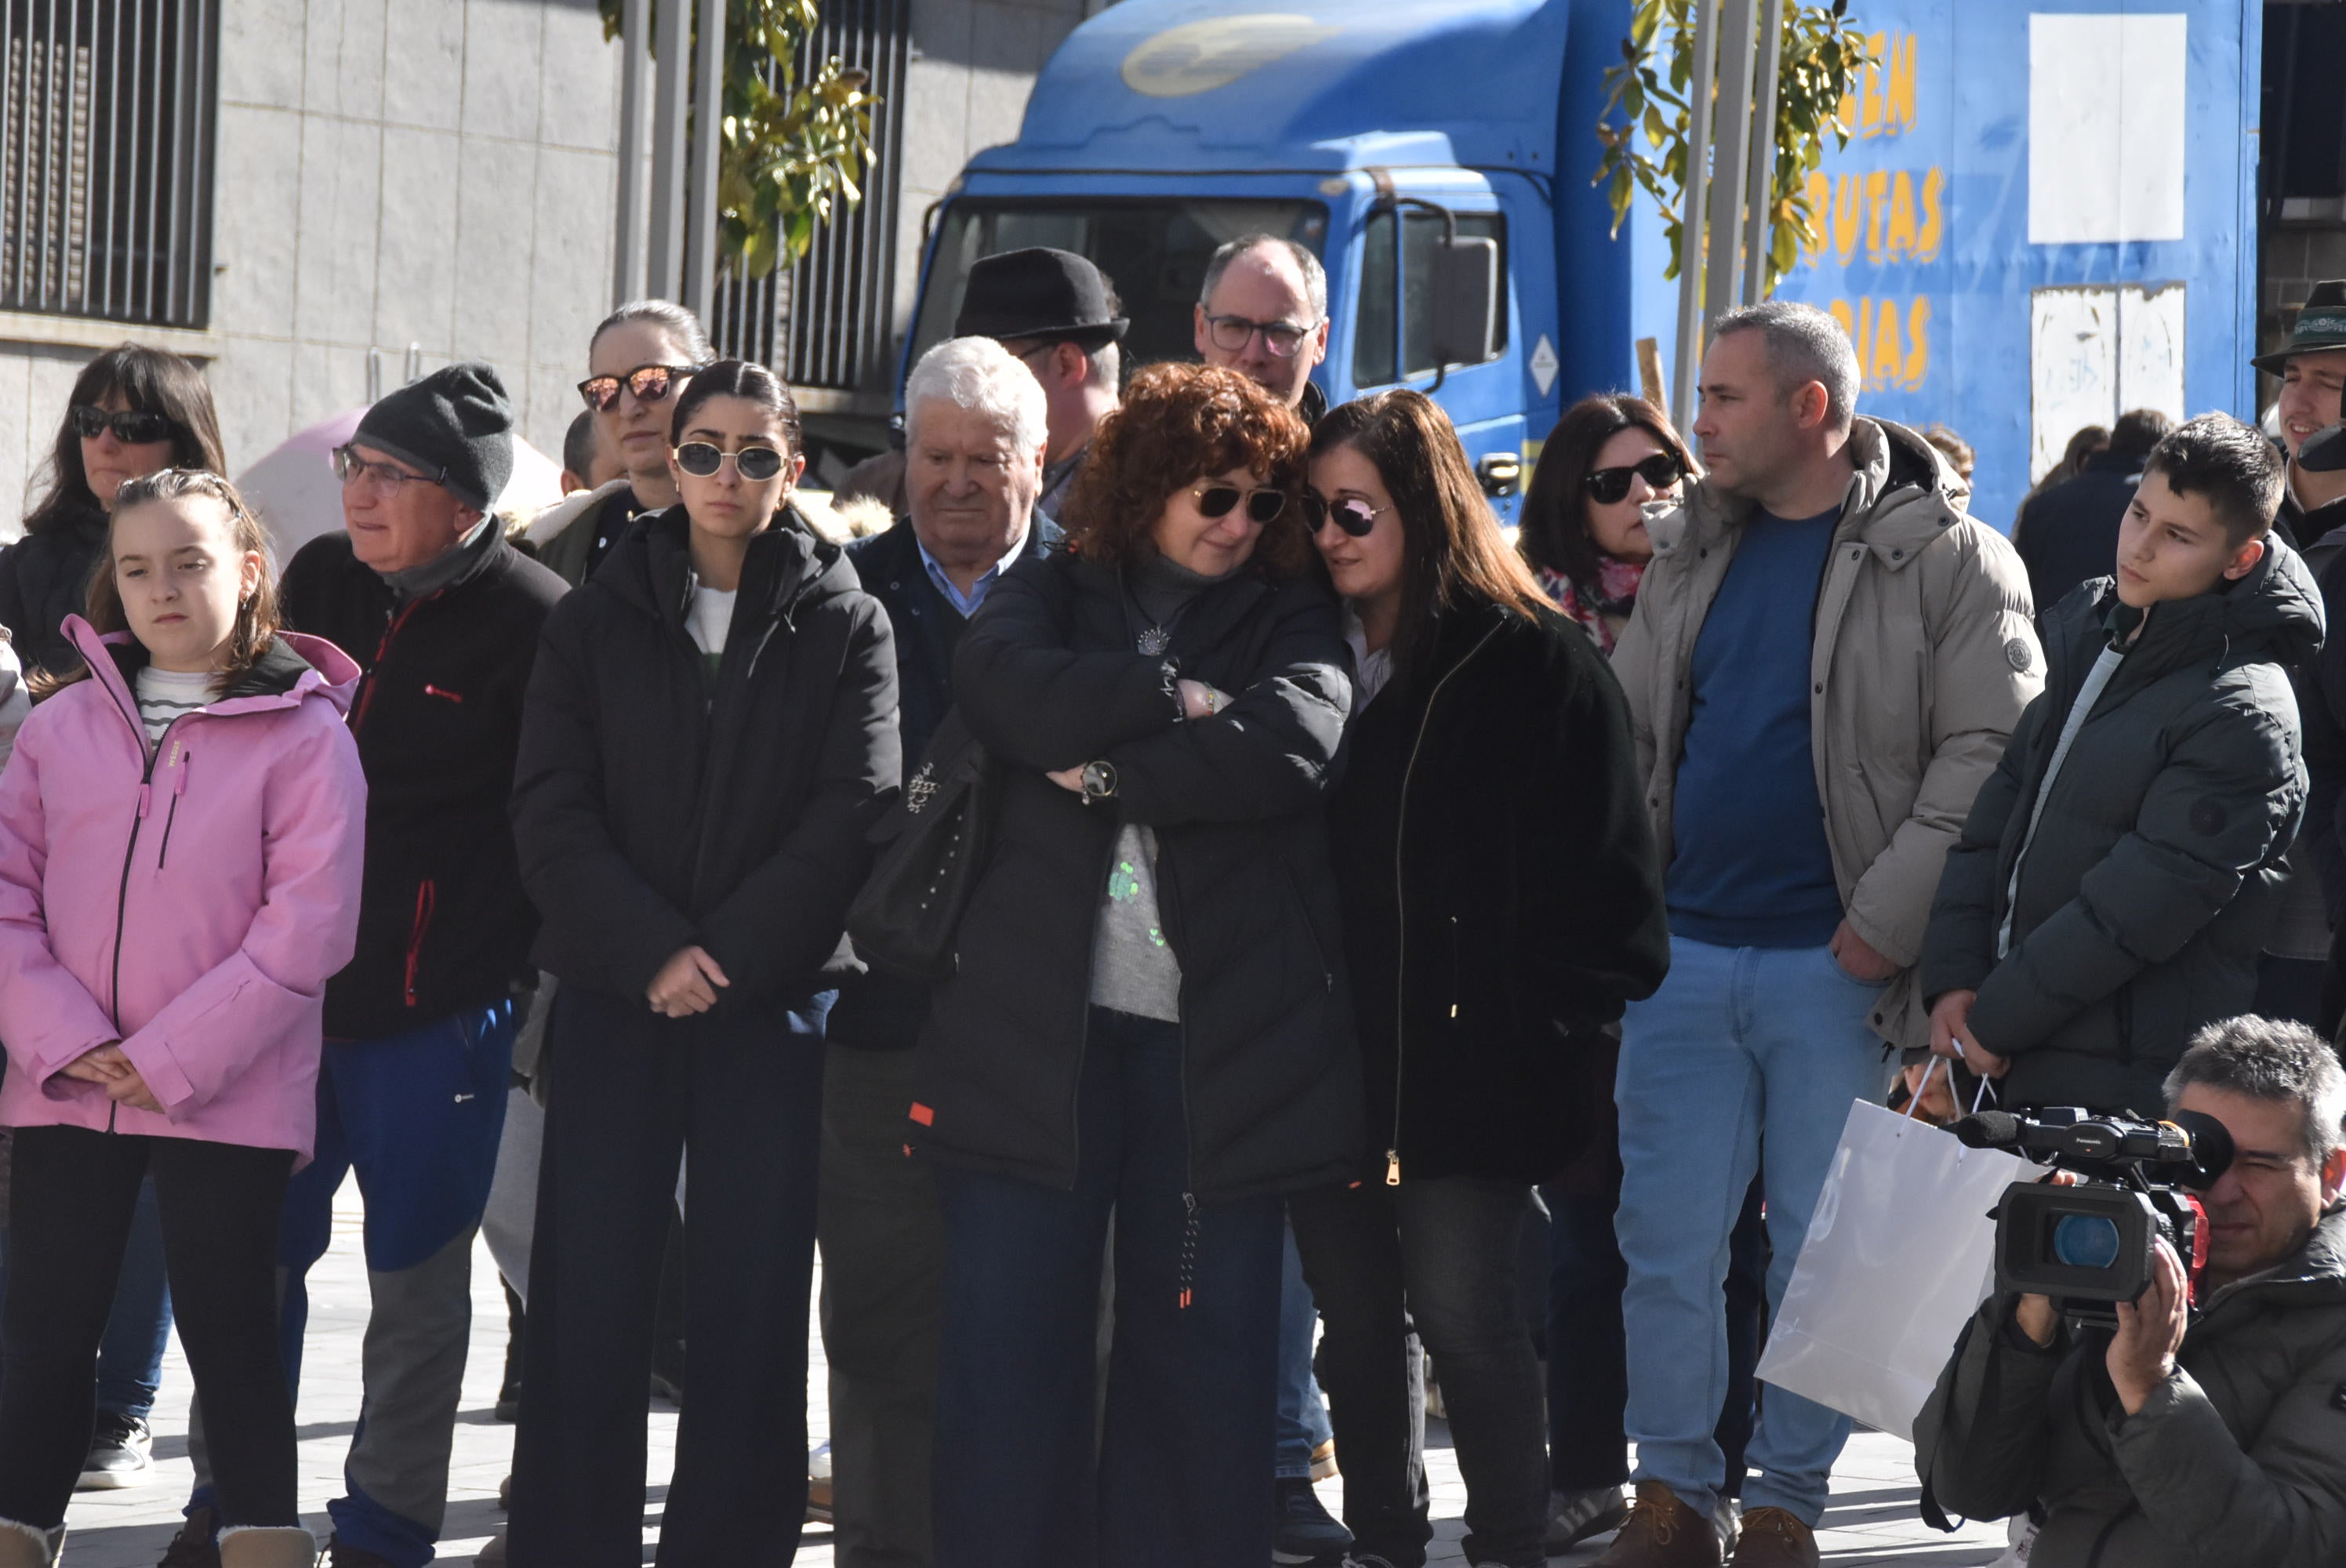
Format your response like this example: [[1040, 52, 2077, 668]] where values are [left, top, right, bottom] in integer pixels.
[[1058, 361, 1315, 579]]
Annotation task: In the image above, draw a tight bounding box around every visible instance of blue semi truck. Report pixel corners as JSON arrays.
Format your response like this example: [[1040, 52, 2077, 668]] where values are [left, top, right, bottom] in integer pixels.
[[899, 0, 2262, 532]]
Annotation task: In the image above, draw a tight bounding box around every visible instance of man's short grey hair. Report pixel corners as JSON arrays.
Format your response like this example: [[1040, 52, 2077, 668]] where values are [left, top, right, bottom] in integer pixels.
[[904, 336, 1048, 456], [1199, 234, 1327, 323], [1085, 337, 1120, 394], [2165, 1015, 2346, 1166], [1710, 299, 1861, 434]]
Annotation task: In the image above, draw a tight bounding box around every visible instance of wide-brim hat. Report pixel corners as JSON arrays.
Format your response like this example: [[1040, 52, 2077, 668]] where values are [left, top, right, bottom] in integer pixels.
[[954, 247, 1128, 345], [2253, 278, 2346, 372]]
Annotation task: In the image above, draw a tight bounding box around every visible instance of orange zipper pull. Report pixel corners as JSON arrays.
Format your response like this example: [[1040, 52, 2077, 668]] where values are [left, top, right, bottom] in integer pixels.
[[1385, 1149, 1401, 1186]]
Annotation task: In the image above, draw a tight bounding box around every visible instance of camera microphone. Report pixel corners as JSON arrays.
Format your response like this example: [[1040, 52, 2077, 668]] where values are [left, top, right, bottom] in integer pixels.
[[1952, 1110, 2024, 1150]]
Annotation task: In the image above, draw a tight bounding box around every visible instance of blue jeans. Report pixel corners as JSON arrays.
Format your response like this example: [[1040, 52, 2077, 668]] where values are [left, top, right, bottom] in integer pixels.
[[932, 1007, 1286, 1568], [0, 1173, 172, 1425], [1615, 938, 1888, 1527], [1273, 1221, 1333, 1480]]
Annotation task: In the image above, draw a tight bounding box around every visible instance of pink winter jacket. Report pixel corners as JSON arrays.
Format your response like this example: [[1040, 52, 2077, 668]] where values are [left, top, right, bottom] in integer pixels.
[[0, 617, 366, 1160]]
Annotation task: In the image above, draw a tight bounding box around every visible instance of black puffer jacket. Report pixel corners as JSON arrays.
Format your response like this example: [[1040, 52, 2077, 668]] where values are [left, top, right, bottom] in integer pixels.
[[0, 506, 104, 677], [1921, 543, 2320, 1112], [282, 525, 567, 1040], [914, 546, 1362, 1204], [511, 505, 898, 1011], [1329, 599, 1669, 1186]]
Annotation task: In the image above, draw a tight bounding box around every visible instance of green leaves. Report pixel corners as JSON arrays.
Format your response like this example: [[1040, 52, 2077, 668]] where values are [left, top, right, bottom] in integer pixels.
[[601, 0, 879, 280], [1591, 0, 1868, 299]]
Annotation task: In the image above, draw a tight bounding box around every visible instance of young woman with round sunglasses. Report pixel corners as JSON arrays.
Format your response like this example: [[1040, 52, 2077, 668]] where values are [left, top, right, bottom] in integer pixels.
[[524, 299, 714, 588], [507, 359, 899, 1563], [1516, 393, 1695, 655], [0, 343, 224, 677], [1294, 389, 1669, 1568], [918, 361, 1360, 1567]]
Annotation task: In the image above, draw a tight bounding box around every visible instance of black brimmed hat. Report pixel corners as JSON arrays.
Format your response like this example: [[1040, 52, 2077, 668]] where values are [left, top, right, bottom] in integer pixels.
[[2253, 279, 2346, 373], [953, 248, 1128, 346]]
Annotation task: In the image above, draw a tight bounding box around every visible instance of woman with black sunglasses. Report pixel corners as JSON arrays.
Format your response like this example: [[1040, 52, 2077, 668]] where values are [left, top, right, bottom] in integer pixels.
[[1293, 388, 1670, 1568], [0, 343, 224, 677], [507, 359, 899, 1564], [917, 361, 1360, 1567], [1516, 392, 1695, 655]]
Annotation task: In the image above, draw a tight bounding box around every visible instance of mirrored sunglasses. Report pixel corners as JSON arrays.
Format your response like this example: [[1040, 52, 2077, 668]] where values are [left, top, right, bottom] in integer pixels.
[[1193, 484, 1288, 524], [1585, 453, 1684, 506], [578, 362, 701, 412], [675, 441, 788, 481], [1300, 494, 1391, 537], [70, 405, 176, 445]]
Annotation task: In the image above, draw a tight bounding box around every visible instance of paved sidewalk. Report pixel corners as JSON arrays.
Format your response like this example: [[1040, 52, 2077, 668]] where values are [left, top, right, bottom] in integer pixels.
[[64, 1178, 2009, 1566]]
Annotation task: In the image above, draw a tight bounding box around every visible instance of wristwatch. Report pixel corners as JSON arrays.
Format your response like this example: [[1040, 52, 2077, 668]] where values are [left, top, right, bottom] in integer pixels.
[[1080, 760, 1117, 804]]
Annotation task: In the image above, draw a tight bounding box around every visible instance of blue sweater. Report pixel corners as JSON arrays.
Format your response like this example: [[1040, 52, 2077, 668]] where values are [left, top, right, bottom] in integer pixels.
[[1666, 505, 1846, 949]]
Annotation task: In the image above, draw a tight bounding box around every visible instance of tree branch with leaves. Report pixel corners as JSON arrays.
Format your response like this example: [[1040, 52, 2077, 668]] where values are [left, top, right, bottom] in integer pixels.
[[1593, 0, 1871, 298]]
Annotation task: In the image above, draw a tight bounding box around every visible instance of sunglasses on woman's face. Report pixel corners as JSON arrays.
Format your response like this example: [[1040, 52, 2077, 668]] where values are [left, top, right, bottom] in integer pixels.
[[674, 441, 789, 481], [1192, 484, 1288, 524], [1584, 453, 1683, 506], [1300, 494, 1391, 538], [578, 362, 700, 412], [70, 405, 176, 445]]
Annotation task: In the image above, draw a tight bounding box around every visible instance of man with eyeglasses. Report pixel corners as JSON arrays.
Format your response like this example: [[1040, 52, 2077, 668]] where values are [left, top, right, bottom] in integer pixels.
[[1195, 234, 1331, 423], [169, 364, 567, 1568]]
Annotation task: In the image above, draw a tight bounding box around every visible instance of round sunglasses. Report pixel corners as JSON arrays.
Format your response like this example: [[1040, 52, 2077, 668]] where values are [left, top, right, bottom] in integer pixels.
[[70, 405, 176, 445], [579, 362, 703, 413], [1192, 484, 1289, 524], [1585, 452, 1684, 505], [675, 441, 790, 481], [1300, 494, 1393, 537]]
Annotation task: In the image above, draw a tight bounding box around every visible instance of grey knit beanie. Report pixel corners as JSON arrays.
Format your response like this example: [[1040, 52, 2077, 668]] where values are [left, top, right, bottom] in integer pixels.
[[354, 361, 514, 510]]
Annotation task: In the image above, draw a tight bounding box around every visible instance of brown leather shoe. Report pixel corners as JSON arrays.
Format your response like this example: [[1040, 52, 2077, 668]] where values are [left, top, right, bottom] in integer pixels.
[[1593, 1482, 1723, 1567], [1728, 1507, 1821, 1567]]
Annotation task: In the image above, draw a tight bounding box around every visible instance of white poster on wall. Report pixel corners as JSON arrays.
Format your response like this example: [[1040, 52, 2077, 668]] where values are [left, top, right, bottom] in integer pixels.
[[2028, 284, 2188, 483], [2028, 14, 2188, 245]]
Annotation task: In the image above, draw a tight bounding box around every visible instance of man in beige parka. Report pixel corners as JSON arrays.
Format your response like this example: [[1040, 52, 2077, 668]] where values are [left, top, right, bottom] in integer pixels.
[[1596, 301, 2043, 1568]]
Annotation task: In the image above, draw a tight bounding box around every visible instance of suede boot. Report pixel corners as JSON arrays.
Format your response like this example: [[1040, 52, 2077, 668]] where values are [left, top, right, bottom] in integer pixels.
[[216, 1527, 317, 1568], [0, 1519, 62, 1568]]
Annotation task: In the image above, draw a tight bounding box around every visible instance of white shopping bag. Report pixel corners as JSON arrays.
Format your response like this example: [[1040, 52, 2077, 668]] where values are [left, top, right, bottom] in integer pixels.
[[1755, 1065, 2026, 1441]]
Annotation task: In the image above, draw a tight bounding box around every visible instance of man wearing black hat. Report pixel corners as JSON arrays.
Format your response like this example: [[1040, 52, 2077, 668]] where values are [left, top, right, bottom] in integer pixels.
[[170, 364, 568, 1568]]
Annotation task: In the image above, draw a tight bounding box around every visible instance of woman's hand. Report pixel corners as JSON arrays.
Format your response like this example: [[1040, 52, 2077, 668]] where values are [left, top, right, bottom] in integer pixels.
[[1176, 678, 1233, 720], [647, 946, 730, 1018], [104, 1062, 165, 1116], [60, 1043, 129, 1085], [1929, 989, 2009, 1079], [1046, 766, 1086, 793]]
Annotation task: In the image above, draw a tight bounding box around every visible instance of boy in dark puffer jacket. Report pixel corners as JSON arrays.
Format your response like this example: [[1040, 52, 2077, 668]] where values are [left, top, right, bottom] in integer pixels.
[[1922, 415, 2318, 1114]]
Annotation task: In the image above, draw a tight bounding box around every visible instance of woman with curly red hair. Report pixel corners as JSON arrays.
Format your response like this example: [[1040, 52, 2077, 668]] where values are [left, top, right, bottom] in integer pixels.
[[916, 361, 1362, 1566]]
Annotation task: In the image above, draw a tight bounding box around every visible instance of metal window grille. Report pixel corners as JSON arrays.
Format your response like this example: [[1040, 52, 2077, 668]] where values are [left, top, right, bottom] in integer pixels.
[[710, 0, 908, 392], [0, 0, 215, 329]]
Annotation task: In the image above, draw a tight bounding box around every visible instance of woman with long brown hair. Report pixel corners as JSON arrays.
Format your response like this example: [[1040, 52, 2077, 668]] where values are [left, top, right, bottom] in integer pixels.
[[1289, 388, 1669, 1568], [1516, 393, 1694, 653]]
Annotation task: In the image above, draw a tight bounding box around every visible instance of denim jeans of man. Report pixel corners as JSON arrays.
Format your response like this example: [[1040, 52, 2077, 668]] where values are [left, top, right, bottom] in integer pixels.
[[932, 1006, 1285, 1568], [1291, 1176, 1549, 1568], [1274, 1220, 1334, 1480], [1615, 938, 1888, 1526]]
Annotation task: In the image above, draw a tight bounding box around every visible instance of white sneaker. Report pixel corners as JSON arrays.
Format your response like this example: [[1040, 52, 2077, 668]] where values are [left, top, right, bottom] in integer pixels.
[[75, 1412, 151, 1490], [1544, 1486, 1629, 1552], [1988, 1515, 2038, 1567]]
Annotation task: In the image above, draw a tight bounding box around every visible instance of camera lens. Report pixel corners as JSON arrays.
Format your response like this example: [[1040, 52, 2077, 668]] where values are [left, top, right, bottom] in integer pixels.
[[2052, 1214, 2123, 1269]]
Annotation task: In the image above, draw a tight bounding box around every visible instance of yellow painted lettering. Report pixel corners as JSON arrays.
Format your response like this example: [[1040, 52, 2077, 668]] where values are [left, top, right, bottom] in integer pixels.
[[1887, 34, 1918, 136], [1915, 167, 1945, 263], [1864, 169, 1890, 263], [1901, 296, 1932, 390], [1854, 296, 1874, 383], [1833, 173, 1864, 264], [1885, 171, 1918, 261], [1872, 297, 1905, 388], [1860, 32, 1888, 137]]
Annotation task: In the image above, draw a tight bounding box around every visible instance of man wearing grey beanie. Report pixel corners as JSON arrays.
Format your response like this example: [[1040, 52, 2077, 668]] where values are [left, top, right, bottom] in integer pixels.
[[167, 363, 569, 1568]]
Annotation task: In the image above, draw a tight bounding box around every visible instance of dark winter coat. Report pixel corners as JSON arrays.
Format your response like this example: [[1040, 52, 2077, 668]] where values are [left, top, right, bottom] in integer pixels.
[[2286, 499, 2346, 936], [1327, 598, 1669, 1185], [281, 524, 568, 1040], [913, 546, 1363, 1205], [2015, 452, 2144, 619], [0, 506, 104, 677], [1919, 544, 2320, 1113], [828, 514, 1057, 1051], [1918, 1207, 2346, 1568], [511, 505, 899, 1013]]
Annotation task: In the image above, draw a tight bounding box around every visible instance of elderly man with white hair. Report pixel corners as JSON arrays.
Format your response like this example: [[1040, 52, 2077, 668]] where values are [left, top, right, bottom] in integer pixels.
[[819, 335, 1057, 1568]]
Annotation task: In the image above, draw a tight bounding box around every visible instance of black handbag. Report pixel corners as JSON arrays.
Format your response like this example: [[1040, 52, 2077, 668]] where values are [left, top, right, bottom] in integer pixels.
[[846, 707, 998, 985]]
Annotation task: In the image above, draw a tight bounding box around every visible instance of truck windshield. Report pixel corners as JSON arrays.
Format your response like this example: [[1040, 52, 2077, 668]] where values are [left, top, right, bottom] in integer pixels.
[[910, 198, 1329, 382]]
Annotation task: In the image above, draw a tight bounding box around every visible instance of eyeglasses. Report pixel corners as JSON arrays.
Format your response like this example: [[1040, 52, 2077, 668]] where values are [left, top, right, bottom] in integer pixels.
[[70, 405, 176, 445], [1585, 453, 1684, 506], [675, 442, 790, 481], [1204, 314, 1321, 360], [332, 445, 446, 494], [578, 362, 703, 412], [1301, 494, 1393, 538], [1192, 484, 1288, 524]]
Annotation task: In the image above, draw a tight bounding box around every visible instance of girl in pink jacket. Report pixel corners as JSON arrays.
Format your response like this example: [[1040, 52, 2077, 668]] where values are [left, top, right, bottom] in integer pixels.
[[0, 470, 364, 1568]]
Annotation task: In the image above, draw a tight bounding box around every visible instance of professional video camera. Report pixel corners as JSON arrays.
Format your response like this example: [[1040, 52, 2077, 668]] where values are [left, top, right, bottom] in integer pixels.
[[1952, 1107, 2235, 1327]]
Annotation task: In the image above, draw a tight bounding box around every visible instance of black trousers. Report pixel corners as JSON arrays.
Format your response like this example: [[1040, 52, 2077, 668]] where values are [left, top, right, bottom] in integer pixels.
[[0, 1125, 294, 1530], [509, 985, 828, 1568]]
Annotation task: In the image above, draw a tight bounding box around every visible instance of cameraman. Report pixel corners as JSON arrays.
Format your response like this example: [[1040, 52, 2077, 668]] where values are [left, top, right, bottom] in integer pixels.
[[1917, 1016, 2346, 1567]]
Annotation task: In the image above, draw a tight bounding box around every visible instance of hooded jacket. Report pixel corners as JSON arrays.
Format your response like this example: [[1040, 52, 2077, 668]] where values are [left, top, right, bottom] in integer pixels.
[[511, 504, 899, 1011], [1613, 418, 2043, 1051], [0, 618, 366, 1158], [913, 546, 1364, 1205], [1919, 1206, 2346, 1568], [1922, 547, 2319, 1112]]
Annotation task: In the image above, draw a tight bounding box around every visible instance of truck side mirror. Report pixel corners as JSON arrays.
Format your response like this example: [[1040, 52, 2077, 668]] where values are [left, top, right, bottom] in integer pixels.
[[1428, 235, 1500, 372]]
